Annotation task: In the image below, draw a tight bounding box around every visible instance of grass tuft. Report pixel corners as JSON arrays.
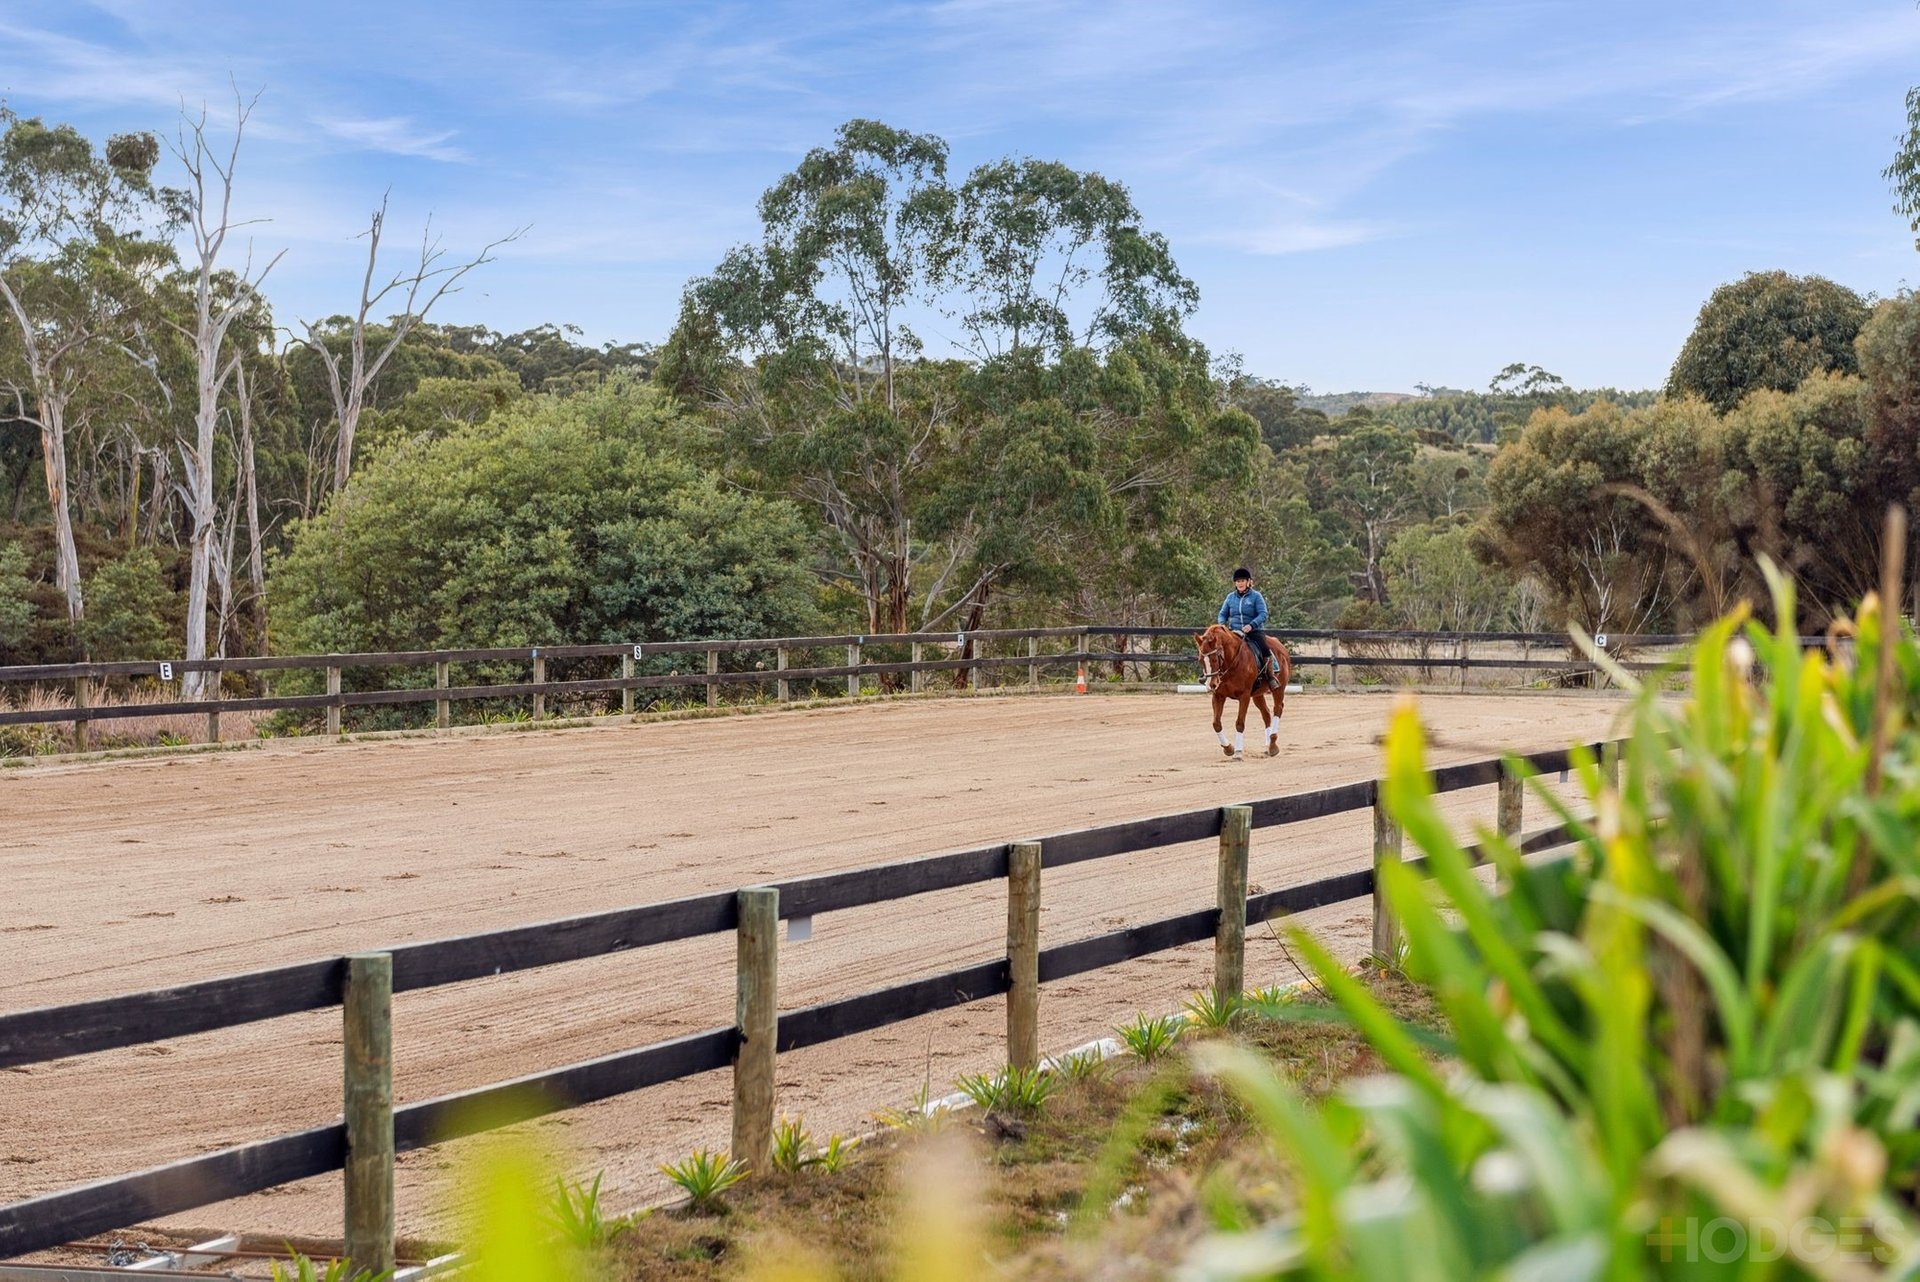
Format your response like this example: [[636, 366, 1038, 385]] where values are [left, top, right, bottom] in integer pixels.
[[1115, 1012, 1185, 1063], [659, 1149, 749, 1214]]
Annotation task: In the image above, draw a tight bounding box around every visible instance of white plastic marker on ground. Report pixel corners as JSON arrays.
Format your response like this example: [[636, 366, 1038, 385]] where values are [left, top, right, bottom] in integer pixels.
[[1178, 683, 1300, 693]]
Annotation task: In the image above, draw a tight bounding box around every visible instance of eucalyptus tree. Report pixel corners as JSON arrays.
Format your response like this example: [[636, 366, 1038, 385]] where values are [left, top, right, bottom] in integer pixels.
[[943, 157, 1196, 363], [666, 119, 957, 633], [666, 118, 1231, 635], [0, 109, 174, 631]]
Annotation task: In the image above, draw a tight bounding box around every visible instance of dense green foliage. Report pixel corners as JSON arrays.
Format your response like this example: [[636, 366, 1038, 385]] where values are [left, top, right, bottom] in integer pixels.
[[1474, 290, 1920, 631], [1665, 271, 1870, 413], [1374, 383, 1658, 445], [271, 382, 818, 656]]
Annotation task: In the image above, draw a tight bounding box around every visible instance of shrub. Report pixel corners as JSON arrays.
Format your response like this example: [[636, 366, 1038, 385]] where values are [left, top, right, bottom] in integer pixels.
[[0, 540, 31, 655], [272, 381, 821, 661], [81, 547, 171, 661]]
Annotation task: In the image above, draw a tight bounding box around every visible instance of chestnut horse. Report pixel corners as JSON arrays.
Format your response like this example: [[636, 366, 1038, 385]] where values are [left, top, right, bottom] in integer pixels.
[[1194, 623, 1291, 758]]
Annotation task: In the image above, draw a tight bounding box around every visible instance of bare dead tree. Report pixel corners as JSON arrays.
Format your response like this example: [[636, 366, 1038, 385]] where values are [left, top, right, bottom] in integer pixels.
[[169, 88, 284, 694], [233, 359, 268, 653], [298, 196, 523, 495]]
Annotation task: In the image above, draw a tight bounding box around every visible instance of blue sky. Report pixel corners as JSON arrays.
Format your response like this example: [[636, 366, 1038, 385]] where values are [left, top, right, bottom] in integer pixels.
[[5, 0, 1919, 392]]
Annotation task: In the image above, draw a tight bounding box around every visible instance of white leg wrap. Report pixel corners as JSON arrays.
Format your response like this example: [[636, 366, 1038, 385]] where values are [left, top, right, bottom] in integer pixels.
[[1267, 721, 1279, 742], [1233, 730, 1244, 754], [1217, 730, 1231, 748]]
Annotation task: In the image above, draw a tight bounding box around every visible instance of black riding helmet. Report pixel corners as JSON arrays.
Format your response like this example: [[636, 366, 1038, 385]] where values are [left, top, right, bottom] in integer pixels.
[[1232, 567, 1253, 583]]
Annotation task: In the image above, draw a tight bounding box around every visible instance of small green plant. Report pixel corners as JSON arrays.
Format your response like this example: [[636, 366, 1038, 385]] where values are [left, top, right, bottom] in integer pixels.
[[544, 1170, 643, 1248], [770, 1116, 814, 1174], [659, 1148, 748, 1212], [1241, 984, 1307, 1025], [1182, 987, 1242, 1031], [876, 1081, 947, 1132], [1115, 1012, 1184, 1063], [1050, 1048, 1109, 1083], [813, 1133, 856, 1174], [268, 1251, 391, 1282], [954, 1065, 1060, 1115]]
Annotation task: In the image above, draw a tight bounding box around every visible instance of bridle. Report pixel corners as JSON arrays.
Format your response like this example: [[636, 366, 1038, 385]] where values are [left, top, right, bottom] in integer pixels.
[[1197, 633, 1228, 691]]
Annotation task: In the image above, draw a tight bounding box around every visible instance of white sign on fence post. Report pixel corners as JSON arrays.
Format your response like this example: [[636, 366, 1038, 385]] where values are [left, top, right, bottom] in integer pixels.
[[159, 662, 174, 682], [787, 915, 813, 943], [1594, 633, 1609, 649]]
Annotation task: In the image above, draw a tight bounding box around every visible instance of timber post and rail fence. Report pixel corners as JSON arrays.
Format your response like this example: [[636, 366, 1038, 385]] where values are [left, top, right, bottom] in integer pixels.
[[0, 625, 1753, 750], [0, 733, 1622, 1271]]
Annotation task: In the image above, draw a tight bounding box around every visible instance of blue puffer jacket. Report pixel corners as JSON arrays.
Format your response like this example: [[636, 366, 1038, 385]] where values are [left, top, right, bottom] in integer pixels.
[[1217, 587, 1268, 631]]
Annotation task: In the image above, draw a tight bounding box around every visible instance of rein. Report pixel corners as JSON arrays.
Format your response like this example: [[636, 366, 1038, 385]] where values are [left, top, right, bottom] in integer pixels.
[[1198, 629, 1247, 691]]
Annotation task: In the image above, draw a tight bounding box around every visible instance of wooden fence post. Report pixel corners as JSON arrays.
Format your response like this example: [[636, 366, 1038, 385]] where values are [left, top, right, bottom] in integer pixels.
[[436, 661, 451, 730], [847, 642, 861, 698], [1458, 637, 1470, 690], [1027, 636, 1039, 689], [621, 653, 635, 716], [732, 886, 778, 1175], [343, 952, 394, 1277], [1498, 764, 1523, 842], [776, 647, 790, 703], [706, 649, 720, 710], [1215, 806, 1252, 1003], [207, 703, 220, 745], [970, 636, 984, 692], [1371, 785, 1403, 963], [1602, 739, 1621, 789], [71, 676, 88, 754], [532, 653, 546, 721], [1006, 842, 1042, 1071], [326, 665, 342, 737], [1329, 636, 1340, 689], [911, 642, 924, 694]]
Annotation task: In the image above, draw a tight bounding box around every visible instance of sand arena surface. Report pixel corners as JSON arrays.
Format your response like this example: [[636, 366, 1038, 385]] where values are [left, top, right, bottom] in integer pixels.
[[0, 688, 1624, 1247]]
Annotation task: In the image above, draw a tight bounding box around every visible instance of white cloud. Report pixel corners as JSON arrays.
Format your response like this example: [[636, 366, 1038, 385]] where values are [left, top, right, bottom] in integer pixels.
[[0, 20, 218, 108], [1223, 220, 1390, 256], [312, 115, 469, 163]]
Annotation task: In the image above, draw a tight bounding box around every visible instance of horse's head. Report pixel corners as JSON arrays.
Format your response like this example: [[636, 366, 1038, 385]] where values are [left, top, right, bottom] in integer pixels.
[[1194, 624, 1234, 690]]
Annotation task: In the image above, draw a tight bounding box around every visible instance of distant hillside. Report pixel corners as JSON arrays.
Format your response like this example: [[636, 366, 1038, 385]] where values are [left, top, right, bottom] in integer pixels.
[[1297, 390, 1422, 415]]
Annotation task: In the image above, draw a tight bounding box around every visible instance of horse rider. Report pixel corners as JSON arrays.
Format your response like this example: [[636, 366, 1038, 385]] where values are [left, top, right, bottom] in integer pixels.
[[1218, 567, 1278, 686]]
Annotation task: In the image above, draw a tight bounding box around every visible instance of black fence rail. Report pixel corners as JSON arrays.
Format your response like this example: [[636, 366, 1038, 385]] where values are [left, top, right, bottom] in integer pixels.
[[0, 624, 1744, 753], [0, 737, 1622, 1263]]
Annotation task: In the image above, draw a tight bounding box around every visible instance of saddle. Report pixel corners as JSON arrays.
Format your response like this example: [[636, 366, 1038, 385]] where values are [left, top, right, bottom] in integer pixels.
[[1255, 646, 1286, 688]]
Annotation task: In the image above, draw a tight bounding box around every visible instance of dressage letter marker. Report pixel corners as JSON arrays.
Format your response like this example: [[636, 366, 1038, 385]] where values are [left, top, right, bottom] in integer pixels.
[[786, 914, 813, 943]]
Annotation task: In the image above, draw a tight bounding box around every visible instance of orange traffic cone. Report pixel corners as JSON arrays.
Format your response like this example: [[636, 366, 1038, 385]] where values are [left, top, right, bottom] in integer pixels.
[[1076, 665, 1088, 694]]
